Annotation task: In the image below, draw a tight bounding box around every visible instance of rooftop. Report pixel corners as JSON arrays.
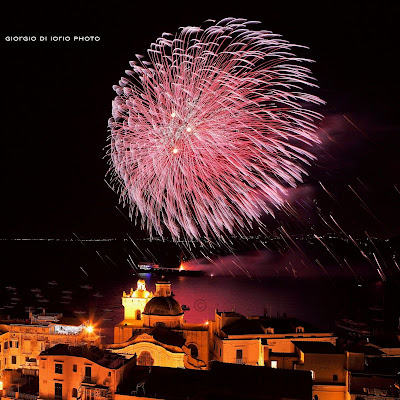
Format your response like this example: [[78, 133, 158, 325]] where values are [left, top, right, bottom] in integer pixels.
[[110, 325, 186, 349], [220, 315, 324, 336], [40, 344, 132, 369], [260, 317, 323, 334], [222, 318, 265, 335], [293, 341, 341, 354], [117, 361, 312, 400]]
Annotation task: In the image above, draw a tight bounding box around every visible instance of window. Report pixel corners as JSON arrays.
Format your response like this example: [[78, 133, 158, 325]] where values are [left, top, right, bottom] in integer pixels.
[[137, 351, 154, 366], [9, 341, 13, 348], [271, 360, 278, 369], [333, 374, 338, 382], [15, 341, 19, 349], [0, 344, 2, 352], [85, 366, 92, 381], [108, 371, 111, 377], [11, 356, 16, 364], [236, 349, 243, 364], [55, 363, 63, 374], [73, 364, 77, 372], [72, 388, 78, 398], [55, 383, 62, 399], [4, 342, 8, 350], [310, 370, 315, 380], [188, 344, 199, 358], [296, 326, 304, 333], [136, 309, 141, 320]]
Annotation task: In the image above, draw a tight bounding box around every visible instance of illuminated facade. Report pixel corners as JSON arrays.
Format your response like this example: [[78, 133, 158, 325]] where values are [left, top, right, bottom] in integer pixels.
[[113, 278, 208, 370], [38, 344, 135, 400], [0, 312, 100, 376], [121, 279, 153, 320], [210, 310, 337, 367]]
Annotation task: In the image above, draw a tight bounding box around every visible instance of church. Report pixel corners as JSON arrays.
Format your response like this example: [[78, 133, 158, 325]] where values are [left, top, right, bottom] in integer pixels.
[[109, 278, 209, 370]]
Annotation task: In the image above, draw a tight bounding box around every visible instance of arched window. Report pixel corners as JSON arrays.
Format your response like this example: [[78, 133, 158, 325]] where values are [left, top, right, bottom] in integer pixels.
[[136, 309, 141, 320], [138, 351, 154, 366], [188, 344, 199, 358]]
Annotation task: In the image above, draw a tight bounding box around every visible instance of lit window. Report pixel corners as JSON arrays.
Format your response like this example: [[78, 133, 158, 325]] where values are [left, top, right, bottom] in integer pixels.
[[138, 351, 154, 366], [310, 370, 315, 380], [55, 363, 63, 374], [236, 349, 243, 364], [271, 360, 278, 369]]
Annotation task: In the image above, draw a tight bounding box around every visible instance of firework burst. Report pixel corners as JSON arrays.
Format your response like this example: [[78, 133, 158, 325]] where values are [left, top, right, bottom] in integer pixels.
[[108, 17, 323, 242]]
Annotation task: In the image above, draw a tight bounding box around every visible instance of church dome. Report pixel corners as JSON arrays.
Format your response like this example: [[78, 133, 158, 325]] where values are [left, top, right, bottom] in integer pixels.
[[143, 296, 183, 316]]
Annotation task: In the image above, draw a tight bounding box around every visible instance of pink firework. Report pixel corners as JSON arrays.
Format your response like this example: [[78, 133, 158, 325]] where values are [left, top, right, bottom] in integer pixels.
[[108, 18, 323, 242]]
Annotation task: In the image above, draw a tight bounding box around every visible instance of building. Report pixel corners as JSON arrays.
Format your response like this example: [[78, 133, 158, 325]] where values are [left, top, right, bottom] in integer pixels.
[[210, 310, 337, 367], [0, 311, 100, 376], [294, 341, 347, 400], [112, 278, 209, 370], [38, 344, 135, 400], [114, 361, 312, 400]]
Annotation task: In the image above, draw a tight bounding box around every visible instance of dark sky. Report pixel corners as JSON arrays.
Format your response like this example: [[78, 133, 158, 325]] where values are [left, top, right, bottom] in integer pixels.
[[1, 3, 399, 240]]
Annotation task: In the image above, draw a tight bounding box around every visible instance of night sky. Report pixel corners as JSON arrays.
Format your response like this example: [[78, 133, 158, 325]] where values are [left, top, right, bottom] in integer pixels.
[[2, 3, 399, 241]]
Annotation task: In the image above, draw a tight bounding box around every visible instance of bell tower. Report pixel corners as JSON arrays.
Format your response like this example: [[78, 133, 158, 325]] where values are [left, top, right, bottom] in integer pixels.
[[122, 279, 153, 320]]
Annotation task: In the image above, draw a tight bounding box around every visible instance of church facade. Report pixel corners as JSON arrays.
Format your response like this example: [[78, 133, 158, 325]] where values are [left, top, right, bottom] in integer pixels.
[[110, 278, 209, 370]]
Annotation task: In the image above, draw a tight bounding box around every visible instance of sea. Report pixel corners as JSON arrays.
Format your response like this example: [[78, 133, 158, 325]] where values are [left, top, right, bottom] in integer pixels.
[[0, 238, 398, 343]]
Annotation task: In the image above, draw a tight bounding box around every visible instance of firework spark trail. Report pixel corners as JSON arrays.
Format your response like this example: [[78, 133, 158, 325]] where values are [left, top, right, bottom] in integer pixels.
[[373, 253, 386, 281], [318, 181, 336, 201], [108, 18, 323, 242], [348, 185, 381, 223], [343, 258, 360, 281], [365, 231, 390, 276], [393, 257, 400, 272], [313, 234, 344, 268]]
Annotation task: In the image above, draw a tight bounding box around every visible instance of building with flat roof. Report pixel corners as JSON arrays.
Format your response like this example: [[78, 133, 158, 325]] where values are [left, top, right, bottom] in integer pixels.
[[0, 312, 100, 376]]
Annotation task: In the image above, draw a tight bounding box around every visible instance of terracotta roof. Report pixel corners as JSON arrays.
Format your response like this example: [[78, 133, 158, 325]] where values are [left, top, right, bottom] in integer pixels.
[[222, 318, 265, 335], [40, 344, 132, 369], [293, 341, 341, 354], [147, 325, 186, 347]]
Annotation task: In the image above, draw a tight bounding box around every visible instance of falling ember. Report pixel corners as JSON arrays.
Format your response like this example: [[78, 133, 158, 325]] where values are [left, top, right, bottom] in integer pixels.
[[107, 17, 324, 242]]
